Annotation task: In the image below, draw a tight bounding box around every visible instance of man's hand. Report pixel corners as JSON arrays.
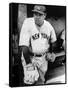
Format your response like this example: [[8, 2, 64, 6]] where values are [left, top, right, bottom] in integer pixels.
[[46, 52, 56, 62], [24, 64, 39, 84]]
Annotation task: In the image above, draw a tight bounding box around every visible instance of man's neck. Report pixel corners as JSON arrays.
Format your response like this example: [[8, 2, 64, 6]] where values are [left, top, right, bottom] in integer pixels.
[[36, 21, 44, 27]]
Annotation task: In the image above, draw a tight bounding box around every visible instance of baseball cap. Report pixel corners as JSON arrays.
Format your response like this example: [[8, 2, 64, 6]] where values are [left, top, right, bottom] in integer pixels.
[[32, 5, 46, 14]]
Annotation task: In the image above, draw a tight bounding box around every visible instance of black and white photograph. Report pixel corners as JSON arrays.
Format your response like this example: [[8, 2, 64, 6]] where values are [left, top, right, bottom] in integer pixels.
[[9, 3, 66, 87]]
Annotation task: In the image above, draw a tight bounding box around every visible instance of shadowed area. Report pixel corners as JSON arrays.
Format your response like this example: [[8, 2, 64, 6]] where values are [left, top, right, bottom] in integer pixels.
[[45, 64, 65, 84]]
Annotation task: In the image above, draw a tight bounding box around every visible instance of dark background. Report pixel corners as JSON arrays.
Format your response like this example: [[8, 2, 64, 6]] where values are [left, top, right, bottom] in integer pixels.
[[27, 4, 66, 18]]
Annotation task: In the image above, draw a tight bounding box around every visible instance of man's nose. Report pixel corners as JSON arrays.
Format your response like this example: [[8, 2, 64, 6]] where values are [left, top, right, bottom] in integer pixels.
[[36, 15, 40, 19]]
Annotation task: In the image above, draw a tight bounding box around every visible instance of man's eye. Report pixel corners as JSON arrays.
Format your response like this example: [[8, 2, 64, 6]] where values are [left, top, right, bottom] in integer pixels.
[[34, 12, 43, 16]]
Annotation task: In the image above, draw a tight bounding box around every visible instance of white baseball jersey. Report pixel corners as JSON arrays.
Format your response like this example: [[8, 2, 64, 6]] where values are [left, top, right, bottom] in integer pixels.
[[19, 17, 56, 54]]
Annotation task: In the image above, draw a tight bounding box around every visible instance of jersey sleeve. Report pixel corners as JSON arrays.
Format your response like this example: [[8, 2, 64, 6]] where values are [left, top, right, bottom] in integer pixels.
[[19, 19, 30, 46], [50, 25, 57, 43]]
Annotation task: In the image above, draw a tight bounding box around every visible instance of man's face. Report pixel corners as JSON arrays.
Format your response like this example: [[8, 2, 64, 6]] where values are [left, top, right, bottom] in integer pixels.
[[33, 12, 46, 26]]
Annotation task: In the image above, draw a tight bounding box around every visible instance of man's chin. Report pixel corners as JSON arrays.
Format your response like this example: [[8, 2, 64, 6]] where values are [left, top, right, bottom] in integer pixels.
[[36, 22, 42, 27]]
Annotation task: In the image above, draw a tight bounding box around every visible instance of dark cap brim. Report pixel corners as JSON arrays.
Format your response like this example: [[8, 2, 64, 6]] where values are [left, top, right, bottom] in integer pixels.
[[32, 10, 44, 15]]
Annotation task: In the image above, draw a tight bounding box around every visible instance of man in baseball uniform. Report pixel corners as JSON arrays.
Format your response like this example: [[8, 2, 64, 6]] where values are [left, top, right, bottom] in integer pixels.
[[19, 5, 57, 85]]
